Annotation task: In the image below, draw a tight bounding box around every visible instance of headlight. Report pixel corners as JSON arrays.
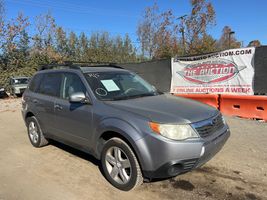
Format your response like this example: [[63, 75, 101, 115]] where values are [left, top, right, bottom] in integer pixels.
[[0, 88, 4, 92], [149, 122, 199, 140]]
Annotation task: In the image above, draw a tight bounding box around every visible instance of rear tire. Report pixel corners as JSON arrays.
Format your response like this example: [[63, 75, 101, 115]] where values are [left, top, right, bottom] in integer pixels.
[[101, 137, 143, 191], [26, 116, 49, 148]]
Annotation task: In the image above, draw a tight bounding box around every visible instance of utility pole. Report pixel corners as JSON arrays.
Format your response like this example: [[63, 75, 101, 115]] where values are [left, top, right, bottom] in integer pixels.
[[241, 41, 244, 48], [177, 15, 187, 55], [228, 31, 235, 49]]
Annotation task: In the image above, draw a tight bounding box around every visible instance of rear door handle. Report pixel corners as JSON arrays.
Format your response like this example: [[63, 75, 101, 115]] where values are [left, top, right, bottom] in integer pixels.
[[54, 104, 63, 111]]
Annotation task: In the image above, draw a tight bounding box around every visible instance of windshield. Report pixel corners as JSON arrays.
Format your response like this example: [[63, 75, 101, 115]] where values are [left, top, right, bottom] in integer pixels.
[[84, 71, 162, 101], [13, 78, 29, 85]]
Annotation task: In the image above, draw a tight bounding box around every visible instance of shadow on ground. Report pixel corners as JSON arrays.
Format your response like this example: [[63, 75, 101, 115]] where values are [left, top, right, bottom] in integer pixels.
[[48, 140, 264, 200], [49, 140, 100, 166]]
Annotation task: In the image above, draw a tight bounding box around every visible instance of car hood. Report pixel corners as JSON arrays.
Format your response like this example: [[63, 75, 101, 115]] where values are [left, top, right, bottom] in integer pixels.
[[105, 94, 219, 124]]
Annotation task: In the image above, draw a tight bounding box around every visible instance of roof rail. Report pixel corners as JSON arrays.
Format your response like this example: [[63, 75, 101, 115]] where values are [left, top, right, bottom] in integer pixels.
[[63, 61, 124, 69], [90, 63, 124, 69], [38, 61, 124, 71], [38, 63, 80, 71]]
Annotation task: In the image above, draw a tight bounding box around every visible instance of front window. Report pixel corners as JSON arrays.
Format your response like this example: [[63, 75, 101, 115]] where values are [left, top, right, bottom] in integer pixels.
[[13, 78, 29, 85], [84, 71, 162, 101], [61, 73, 87, 99]]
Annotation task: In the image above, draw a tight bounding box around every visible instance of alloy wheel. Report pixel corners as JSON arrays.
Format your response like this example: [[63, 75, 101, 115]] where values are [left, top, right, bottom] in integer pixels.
[[105, 146, 132, 184]]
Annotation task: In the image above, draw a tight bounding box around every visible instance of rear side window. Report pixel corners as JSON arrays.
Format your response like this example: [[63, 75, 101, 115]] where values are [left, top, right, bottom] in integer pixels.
[[38, 73, 62, 97], [29, 74, 43, 92]]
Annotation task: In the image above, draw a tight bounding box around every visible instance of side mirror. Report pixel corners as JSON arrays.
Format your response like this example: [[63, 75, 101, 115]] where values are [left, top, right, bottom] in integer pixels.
[[69, 92, 90, 104]]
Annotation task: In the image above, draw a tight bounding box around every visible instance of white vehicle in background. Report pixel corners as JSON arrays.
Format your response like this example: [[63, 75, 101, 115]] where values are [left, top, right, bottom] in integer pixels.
[[9, 76, 30, 97]]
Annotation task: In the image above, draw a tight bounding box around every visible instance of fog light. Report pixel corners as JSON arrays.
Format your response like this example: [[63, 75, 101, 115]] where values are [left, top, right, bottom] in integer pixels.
[[200, 146, 205, 157]]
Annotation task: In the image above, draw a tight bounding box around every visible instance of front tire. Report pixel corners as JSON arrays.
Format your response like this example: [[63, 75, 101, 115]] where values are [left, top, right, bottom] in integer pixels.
[[10, 88, 17, 97], [101, 137, 143, 191], [26, 116, 49, 148]]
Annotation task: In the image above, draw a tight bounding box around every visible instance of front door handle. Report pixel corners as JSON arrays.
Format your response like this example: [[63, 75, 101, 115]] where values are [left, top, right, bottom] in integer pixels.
[[33, 99, 38, 104], [54, 104, 63, 111]]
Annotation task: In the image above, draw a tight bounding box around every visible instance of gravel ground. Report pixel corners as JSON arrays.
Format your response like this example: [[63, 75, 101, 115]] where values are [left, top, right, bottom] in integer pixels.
[[0, 98, 266, 200]]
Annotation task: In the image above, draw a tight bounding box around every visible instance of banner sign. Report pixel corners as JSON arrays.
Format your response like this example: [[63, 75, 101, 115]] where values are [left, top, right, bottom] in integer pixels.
[[171, 47, 255, 95]]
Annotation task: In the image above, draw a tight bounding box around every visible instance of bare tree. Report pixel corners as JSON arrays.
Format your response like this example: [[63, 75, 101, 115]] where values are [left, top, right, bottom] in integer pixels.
[[184, 0, 216, 54], [217, 26, 241, 50], [33, 11, 56, 51], [4, 13, 29, 52], [137, 3, 159, 59], [137, 0, 217, 58], [156, 10, 181, 58], [137, 3, 180, 59]]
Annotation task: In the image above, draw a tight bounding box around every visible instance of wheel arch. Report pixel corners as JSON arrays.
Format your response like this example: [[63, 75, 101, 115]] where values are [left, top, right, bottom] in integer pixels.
[[96, 130, 145, 174], [25, 111, 35, 120], [24, 111, 47, 134]]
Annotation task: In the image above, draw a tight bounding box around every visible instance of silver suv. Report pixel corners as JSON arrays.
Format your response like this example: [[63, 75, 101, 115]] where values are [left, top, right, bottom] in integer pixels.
[[21, 65, 230, 191]]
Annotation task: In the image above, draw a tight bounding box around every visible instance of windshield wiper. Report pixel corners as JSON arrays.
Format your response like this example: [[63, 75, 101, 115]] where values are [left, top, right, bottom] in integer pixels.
[[112, 93, 155, 101]]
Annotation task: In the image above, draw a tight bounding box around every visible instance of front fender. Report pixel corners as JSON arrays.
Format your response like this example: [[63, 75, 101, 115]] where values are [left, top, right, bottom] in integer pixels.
[[93, 117, 147, 165], [97, 117, 144, 140]]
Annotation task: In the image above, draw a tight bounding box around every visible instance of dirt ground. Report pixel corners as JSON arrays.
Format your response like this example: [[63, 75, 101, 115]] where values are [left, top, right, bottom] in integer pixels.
[[0, 98, 266, 200]]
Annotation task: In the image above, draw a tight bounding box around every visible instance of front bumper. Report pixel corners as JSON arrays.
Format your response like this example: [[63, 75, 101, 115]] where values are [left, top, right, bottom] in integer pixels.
[[14, 87, 27, 94], [195, 128, 230, 168], [136, 126, 230, 179]]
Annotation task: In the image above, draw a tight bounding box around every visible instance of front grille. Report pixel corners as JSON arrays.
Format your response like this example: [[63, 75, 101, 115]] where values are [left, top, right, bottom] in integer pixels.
[[194, 114, 224, 138]]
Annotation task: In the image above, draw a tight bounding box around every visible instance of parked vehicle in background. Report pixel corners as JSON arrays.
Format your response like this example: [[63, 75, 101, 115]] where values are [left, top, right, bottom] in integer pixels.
[[21, 64, 230, 191], [9, 76, 30, 97], [0, 85, 8, 98]]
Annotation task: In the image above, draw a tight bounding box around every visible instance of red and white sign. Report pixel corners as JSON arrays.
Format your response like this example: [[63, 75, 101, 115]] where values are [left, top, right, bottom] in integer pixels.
[[171, 47, 255, 95]]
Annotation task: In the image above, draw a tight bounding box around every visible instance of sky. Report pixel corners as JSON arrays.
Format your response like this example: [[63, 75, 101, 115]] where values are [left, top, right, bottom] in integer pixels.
[[3, 0, 267, 49]]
